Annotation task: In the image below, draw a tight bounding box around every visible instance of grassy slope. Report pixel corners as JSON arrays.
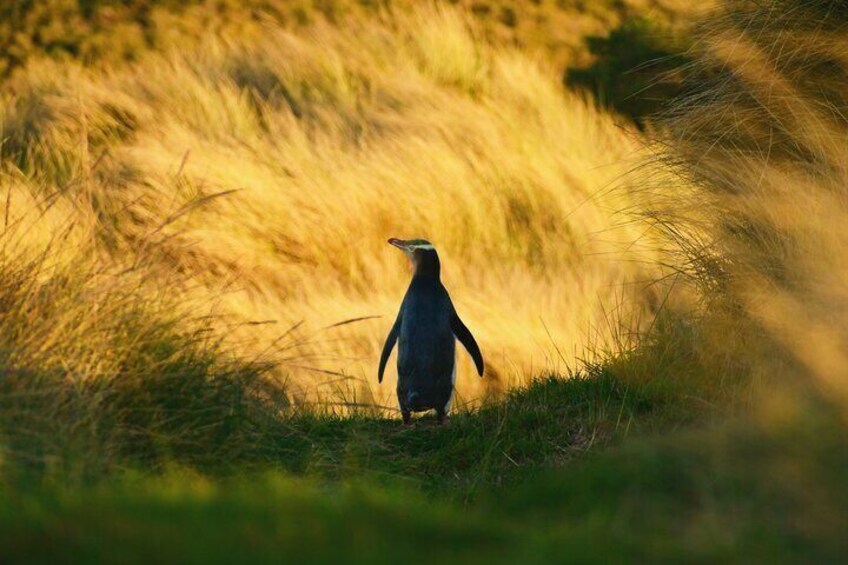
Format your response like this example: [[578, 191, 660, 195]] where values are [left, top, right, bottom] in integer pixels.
[[2, 1, 848, 562], [2, 376, 845, 563], [0, 0, 705, 79], [2, 319, 845, 562], [0, 5, 669, 406]]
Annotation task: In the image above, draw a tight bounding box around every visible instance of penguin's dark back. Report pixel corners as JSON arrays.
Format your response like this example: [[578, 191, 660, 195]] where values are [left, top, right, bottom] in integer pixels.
[[396, 277, 456, 405]]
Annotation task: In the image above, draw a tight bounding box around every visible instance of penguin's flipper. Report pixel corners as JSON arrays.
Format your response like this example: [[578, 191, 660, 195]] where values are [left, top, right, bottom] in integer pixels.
[[451, 313, 484, 376], [378, 315, 401, 383]]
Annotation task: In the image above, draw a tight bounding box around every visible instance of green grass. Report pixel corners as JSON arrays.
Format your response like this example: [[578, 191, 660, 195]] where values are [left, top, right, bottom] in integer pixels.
[[10, 264, 835, 563], [0, 307, 737, 493], [2, 405, 845, 563], [2, 367, 655, 493], [3, 320, 844, 563]]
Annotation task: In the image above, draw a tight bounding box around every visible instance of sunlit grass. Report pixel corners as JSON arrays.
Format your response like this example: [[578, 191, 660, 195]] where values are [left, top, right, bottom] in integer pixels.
[[1, 6, 665, 408], [1, 1, 847, 562], [643, 0, 848, 419]]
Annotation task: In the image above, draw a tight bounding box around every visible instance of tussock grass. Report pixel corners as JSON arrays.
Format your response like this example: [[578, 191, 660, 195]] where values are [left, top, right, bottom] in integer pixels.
[[0, 232, 285, 477], [1, 2, 847, 561], [1, 6, 666, 408], [0, 0, 706, 81], [643, 0, 848, 416]]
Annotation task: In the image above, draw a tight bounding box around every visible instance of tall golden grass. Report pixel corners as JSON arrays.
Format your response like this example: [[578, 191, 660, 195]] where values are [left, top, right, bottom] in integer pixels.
[[1, 6, 662, 408], [0, 0, 707, 80], [648, 0, 848, 417]]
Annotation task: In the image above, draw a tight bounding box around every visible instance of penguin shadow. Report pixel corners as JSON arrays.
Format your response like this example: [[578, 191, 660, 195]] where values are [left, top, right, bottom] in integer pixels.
[[396, 387, 481, 429], [401, 413, 451, 428]]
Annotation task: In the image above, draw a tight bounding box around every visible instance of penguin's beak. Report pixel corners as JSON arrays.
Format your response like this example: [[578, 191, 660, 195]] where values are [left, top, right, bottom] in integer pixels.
[[388, 238, 409, 251]]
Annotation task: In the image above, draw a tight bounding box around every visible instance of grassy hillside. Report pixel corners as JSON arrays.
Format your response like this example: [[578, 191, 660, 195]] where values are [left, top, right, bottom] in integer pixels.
[[647, 0, 848, 415], [1, 373, 845, 563], [1, 0, 847, 562], [0, 0, 707, 79], [0, 0, 711, 129], [1, 5, 672, 407]]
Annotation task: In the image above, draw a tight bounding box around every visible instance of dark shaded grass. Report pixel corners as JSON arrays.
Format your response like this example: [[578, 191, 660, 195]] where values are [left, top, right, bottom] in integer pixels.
[[0, 332, 275, 480], [0, 243, 284, 482], [268, 372, 653, 498], [566, 17, 697, 127], [0, 256, 841, 563], [1, 410, 844, 564], [1, 365, 654, 496], [1, 293, 748, 497]]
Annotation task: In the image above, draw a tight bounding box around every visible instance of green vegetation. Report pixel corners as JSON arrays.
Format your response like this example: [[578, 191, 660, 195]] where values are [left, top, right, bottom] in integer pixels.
[[3, 296, 845, 561], [0, 308, 710, 490], [1, 0, 848, 562], [2, 378, 845, 562]]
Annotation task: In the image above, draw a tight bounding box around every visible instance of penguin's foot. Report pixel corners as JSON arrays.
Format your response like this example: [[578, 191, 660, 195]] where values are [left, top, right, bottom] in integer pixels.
[[401, 411, 412, 425]]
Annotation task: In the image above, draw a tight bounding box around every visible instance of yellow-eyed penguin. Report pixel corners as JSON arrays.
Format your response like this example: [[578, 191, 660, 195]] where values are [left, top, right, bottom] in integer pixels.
[[378, 238, 484, 424]]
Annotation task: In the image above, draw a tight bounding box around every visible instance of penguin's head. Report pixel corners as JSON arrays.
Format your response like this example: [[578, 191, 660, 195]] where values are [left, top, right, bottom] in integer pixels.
[[388, 238, 440, 277]]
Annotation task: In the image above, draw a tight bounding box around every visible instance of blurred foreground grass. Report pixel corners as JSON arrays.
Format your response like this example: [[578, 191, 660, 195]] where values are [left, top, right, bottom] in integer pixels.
[[1, 309, 845, 562], [2, 383, 845, 563]]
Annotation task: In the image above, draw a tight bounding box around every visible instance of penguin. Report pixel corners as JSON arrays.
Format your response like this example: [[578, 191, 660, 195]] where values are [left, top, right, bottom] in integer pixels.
[[378, 238, 484, 424]]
